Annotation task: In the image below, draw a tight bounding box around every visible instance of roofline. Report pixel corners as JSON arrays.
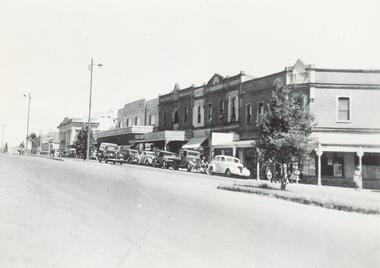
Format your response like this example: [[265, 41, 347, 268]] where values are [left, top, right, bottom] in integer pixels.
[[312, 68, 380, 73], [241, 70, 286, 86]]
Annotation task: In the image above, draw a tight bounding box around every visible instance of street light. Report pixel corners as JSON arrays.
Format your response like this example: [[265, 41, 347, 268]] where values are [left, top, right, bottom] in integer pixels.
[[23, 92, 31, 153], [86, 58, 102, 160]]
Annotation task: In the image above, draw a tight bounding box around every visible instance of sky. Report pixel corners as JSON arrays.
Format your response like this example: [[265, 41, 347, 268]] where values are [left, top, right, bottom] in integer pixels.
[[1, 0, 380, 147]]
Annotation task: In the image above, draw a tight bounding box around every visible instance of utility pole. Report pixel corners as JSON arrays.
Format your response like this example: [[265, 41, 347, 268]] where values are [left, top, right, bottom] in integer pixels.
[[23, 93, 31, 152], [86, 59, 102, 160]]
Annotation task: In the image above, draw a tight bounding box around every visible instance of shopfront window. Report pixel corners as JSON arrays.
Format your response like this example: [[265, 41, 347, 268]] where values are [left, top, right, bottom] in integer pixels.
[[321, 152, 344, 177]]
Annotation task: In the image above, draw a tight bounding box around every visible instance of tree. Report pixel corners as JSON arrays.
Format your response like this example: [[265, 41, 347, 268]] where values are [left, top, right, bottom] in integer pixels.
[[28, 133, 40, 154], [257, 78, 315, 190], [75, 127, 87, 159], [75, 126, 95, 159]]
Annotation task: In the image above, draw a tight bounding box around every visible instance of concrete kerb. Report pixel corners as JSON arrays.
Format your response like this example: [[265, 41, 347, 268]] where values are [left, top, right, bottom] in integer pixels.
[[217, 183, 380, 215], [15, 153, 64, 162]]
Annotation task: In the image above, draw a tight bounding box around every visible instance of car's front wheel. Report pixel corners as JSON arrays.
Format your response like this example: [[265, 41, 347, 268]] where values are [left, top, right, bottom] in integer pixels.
[[225, 168, 231, 177]]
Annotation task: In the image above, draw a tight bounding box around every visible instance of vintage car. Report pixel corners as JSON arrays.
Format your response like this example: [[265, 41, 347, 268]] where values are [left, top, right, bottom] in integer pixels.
[[138, 150, 156, 165], [174, 149, 202, 171], [119, 148, 139, 164], [207, 155, 250, 177], [152, 150, 179, 169], [97, 143, 124, 164]]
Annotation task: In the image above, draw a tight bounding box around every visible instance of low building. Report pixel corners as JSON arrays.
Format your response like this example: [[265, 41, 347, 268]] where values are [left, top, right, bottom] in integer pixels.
[[39, 131, 59, 155]]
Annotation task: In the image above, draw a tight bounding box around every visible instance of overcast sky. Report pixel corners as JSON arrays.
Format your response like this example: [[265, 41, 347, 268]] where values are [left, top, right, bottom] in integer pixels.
[[1, 0, 379, 146]]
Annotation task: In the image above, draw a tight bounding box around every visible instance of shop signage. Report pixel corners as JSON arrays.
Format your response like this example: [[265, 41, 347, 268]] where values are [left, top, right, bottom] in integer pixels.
[[95, 126, 153, 138], [144, 131, 187, 141]]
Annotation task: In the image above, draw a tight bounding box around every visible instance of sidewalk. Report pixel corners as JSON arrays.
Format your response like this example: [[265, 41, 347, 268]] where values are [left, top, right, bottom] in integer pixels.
[[218, 179, 380, 215], [15, 153, 64, 161]]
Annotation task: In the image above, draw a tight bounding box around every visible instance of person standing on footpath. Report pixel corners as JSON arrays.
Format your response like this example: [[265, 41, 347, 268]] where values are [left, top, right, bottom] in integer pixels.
[[353, 166, 363, 191]]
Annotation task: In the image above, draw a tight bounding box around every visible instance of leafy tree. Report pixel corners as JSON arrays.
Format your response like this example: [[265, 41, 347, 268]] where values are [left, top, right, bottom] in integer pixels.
[[257, 79, 315, 190], [28, 132, 40, 154], [75, 126, 95, 159]]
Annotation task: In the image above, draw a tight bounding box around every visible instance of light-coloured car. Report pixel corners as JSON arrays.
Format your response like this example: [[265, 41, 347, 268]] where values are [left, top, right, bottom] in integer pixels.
[[138, 151, 156, 165], [208, 155, 250, 177]]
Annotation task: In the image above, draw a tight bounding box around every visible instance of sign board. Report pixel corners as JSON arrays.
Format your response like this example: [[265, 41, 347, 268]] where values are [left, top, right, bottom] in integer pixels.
[[95, 126, 153, 138], [144, 130, 186, 142], [211, 132, 234, 146]]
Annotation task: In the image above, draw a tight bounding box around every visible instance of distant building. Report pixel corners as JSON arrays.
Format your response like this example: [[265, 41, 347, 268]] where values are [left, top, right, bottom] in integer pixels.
[[57, 117, 99, 154], [39, 131, 59, 155], [92, 110, 117, 131]]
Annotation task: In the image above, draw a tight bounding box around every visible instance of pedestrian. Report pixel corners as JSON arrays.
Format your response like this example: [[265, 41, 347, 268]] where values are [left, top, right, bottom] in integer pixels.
[[266, 166, 273, 182], [353, 166, 362, 191]]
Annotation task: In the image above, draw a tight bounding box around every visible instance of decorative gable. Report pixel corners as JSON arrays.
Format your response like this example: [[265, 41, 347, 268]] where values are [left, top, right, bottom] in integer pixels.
[[207, 74, 224, 86], [291, 59, 309, 84]]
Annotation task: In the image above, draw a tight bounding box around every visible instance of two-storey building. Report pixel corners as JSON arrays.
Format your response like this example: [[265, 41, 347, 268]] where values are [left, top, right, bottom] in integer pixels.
[[239, 59, 380, 188], [95, 98, 158, 147]]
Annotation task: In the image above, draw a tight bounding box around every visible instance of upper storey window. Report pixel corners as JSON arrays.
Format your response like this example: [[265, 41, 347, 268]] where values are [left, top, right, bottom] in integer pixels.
[[337, 97, 350, 121]]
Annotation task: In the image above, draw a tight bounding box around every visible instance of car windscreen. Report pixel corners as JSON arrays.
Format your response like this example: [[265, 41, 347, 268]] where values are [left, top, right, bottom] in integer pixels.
[[107, 146, 118, 151]]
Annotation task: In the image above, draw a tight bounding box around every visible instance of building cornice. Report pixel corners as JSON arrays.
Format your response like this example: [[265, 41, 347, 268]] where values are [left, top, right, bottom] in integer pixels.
[[313, 127, 380, 134]]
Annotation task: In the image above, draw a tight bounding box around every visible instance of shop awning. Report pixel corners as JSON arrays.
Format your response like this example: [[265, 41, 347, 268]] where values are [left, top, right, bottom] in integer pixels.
[[312, 132, 380, 153], [212, 140, 256, 149], [182, 136, 208, 149]]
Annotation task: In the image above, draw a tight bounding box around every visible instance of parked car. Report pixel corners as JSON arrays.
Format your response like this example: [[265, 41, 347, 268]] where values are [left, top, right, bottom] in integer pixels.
[[98, 143, 124, 164], [119, 148, 139, 164], [152, 150, 179, 169], [138, 150, 156, 165], [208, 155, 250, 177], [174, 149, 202, 171]]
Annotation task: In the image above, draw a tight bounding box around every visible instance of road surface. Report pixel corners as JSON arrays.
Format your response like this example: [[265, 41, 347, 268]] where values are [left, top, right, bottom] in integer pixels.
[[0, 154, 379, 267]]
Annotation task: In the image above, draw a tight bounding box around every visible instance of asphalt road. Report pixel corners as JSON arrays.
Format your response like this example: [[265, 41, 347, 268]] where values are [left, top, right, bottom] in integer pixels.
[[0, 154, 379, 268]]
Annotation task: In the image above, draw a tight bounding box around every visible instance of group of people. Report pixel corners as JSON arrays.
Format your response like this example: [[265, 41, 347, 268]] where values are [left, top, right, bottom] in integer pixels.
[[265, 162, 300, 185], [265, 160, 363, 191]]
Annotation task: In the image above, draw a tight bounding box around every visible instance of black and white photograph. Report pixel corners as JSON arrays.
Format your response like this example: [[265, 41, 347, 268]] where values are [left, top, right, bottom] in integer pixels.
[[1, 0, 380, 267]]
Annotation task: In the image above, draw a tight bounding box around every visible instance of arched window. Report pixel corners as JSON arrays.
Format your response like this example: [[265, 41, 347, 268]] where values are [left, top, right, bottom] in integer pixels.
[[173, 110, 179, 124]]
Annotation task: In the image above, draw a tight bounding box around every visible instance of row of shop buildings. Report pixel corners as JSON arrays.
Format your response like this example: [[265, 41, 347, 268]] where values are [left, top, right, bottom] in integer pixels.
[[59, 59, 380, 189]]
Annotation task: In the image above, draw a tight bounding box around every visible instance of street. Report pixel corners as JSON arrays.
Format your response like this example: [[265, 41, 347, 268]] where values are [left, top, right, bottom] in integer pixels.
[[0, 154, 379, 268]]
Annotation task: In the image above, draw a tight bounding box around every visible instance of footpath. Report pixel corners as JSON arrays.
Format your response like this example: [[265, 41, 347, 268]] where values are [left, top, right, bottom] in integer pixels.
[[218, 179, 380, 215], [15, 153, 64, 161]]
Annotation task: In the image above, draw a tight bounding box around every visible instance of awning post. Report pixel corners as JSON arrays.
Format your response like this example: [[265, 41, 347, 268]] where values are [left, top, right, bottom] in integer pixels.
[[316, 142, 323, 186]]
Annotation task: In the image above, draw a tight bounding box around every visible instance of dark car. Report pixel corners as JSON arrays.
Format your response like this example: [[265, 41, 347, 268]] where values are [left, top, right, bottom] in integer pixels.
[[98, 143, 124, 164], [174, 149, 202, 171], [152, 150, 179, 169], [119, 148, 139, 164]]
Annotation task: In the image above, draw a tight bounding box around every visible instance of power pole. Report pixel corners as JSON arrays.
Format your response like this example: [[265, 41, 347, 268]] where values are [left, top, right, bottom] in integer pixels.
[[24, 93, 31, 152], [86, 58, 94, 160]]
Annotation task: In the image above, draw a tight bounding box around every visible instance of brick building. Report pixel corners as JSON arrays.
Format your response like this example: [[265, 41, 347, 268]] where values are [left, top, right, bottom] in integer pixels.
[[158, 83, 193, 131]]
